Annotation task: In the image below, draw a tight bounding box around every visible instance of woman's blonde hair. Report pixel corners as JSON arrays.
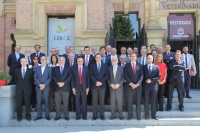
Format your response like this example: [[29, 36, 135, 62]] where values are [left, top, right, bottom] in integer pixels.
[[155, 53, 164, 63]]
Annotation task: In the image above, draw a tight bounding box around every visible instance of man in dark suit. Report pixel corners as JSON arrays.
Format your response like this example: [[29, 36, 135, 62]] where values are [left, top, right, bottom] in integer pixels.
[[105, 45, 112, 56], [30, 44, 45, 64], [83, 46, 95, 67], [62, 46, 70, 60], [55, 47, 62, 57], [109, 48, 120, 66], [90, 53, 108, 120], [143, 55, 160, 120], [147, 44, 155, 55], [124, 53, 143, 120], [71, 57, 90, 120], [91, 46, 98, 57], [107, 57, 124, 120], [137, 49, 147, 65], [163, 44, 175, 97], [167, 50, 186, 112], [53, 57, 72, 121], [34, 56, 52, 121], [100, 46, 111, 67], [69, 46, 78, 61], [24, 49, 32, 67], [15, 58, 33, 121], [7, 45, 25, 84]]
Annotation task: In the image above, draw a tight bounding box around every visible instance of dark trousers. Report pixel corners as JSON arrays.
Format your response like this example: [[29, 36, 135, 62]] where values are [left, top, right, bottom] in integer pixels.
[[36, 90, 50, 117], [183, 70, 191, 96], [16, 93, 31, 119], [87, 90, 92, 105], [156, 83, 165, 110], [31, 84, 36, 108], [91, 87, 106, 117], [75, 84, 87, 117], [68, 89, 76, 111], [127, 87, 142, 119], [144, 87, 157, 118], [9, 74, 16, 85], [167, 79, 184, 109], [123, 83, 127, 111], [164, 70, 170, 97]]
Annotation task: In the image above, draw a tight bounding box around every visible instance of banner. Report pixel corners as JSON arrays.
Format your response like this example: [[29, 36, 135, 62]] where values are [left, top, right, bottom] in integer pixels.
[[48, 17, 75, 56], [168, 14, 194, 40]]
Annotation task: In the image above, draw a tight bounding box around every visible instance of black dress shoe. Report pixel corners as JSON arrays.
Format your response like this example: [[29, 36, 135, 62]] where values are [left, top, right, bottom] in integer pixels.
[[54, 116, 60, 121], [17, 118, 22, 121], [46, 116, 51, 120], [76, 117, 80, 120], [110, 116, 116, 120], [65, 116, 69, 121], [100, 116, 105, 120], [34, 116, 42, 121], [145, 116, 149, 120], [166, 108, 171, 111], [119, 117, 124, 120], [159, 109, 163, 112], [26, 118, 31, 121], [137, 118, 141, 121], [152, 117, 158, 120], [92, 116, 97, 120], [179, 108, 184, 112], [186, 95, 192, 99], [83, 117, 87, 120], [127, 116, 132, 120]]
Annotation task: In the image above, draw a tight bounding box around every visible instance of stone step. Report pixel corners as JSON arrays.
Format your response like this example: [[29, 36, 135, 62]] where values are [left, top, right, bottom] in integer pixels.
[[14, 110, 200, 118], [9, 117, 200, 126]]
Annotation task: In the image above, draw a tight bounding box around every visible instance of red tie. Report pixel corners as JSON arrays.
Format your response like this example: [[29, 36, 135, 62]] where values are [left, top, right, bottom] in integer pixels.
[[132, 63, 135, 73], [78, 67, 82, 84]]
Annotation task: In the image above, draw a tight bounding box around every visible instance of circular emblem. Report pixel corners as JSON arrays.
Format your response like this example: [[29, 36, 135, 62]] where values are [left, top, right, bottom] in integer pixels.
[[177, 27, 184, 35]]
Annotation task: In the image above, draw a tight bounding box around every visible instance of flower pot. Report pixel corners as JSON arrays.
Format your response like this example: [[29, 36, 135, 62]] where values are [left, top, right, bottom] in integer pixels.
[[0, 80, 7, 86]]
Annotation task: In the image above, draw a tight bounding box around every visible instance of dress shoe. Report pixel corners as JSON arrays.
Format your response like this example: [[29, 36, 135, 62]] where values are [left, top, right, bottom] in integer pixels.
[[159, 109, 163, 112], [83, 117, 87, 120], [110, 116, 116, 120], [54, 116, 60, 121], [26, 118, 31, 121], [145, 116, 149, 120], [65, 116, 69, 121], [137, 118, 141, 121], [100, 116, 105, 120], [76, 117, 80, 120], [17, 118, 22, 122], [119, 117, 124, 120], [34, 116, 42, 121], [127, 116, 132, 120], [179, 108, 184, 112], [92, 116, 97, 120], [186, 95, 192, 99], [46, 116, 51, 120], [152, 117, 158, 120], [166, 108, 171, 111]]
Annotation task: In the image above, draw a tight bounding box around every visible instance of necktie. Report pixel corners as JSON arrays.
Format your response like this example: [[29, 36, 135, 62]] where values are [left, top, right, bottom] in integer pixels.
[[78, 67, 82, 84], [28, 57, 31, 65], [103, 56, 105, 64], [60, 67, 63, 74], [185, 53, 188, 68], [142, 58, 145, 65], [167, 52, 169, 56], [16, 53, 19, 61], [70, 62, 72, 68], [176, 60, 179, 65], [36, 52, 38, 57], [113, 66, 116, 79], [132, 63, 135, 73], [22, 68, 25, 79], [85, 56, 88, 66], [97, 63, 101, 72], [148, 66, 152, 75]]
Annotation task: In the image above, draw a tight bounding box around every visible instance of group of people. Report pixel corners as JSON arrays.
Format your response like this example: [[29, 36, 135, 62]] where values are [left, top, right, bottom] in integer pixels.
[[7, 43, 196, 121]]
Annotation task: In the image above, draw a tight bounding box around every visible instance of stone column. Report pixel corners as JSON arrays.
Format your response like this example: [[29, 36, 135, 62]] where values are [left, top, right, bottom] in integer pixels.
[[0, 85, 16, 126]]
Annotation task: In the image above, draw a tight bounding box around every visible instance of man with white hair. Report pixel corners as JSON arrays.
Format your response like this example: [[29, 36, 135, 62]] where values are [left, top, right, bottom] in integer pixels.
[[105, 45, 112, 56], [126, 47, 133, 63], [157, 47, 163, 54], [24, 49, 32, 67], [137, 49, 147, 65], [91, 46, 98, 57]]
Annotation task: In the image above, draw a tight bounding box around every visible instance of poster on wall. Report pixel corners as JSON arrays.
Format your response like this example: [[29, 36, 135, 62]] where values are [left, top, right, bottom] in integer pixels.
[[48, 17, 75, 56], [168, 14, 194, 40]]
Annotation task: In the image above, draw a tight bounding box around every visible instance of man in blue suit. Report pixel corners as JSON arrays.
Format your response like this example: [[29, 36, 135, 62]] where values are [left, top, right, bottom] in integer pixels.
[[143, 55, 160, 120], [71, 57, 90, 120], [31, 44, 45, 64], [100, 46, 111, 67], [34, 56, 52, 121], [53, 57, 72, 121], [90, 53, 108, 120], [124, 53, 143, 120], [7, 45, 25, 84]]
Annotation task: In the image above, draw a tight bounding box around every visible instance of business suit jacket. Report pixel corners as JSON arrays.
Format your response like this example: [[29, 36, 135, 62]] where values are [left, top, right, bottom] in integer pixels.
[[124, 62, 144, 90], [82, 55, 95, 67], [143, 64, 160, 91], [90, 63, 108, 89], [126, 55, 131, 63], [53, 66, 72, 92], [71, 65, 90, 91], [163, 51, 174, 67], [109, 55, 120, 66], [7, 53, 25, 75], [34, 65, 52, 91], [101, 55, 111, 67], [168, 59, 186, 84], [137, 56, 147, 65], [62, 53, 78, 63], [107, 66, 124, 92], [181, 53, 196, 75], [65, 60, 77, 67], [31, 52, 45, 64], [15, 68, 33, 95]]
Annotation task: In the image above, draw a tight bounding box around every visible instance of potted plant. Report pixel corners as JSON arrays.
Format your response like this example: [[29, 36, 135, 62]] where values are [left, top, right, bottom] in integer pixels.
[[0, 72, 12, 86]]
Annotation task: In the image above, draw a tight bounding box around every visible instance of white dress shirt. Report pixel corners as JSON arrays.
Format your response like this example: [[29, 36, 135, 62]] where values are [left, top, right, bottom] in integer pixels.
[[41, 65, 46, 75]]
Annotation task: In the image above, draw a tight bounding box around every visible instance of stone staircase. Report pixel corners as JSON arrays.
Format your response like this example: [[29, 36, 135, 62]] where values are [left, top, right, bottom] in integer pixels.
[[9, 90, 200, 126]]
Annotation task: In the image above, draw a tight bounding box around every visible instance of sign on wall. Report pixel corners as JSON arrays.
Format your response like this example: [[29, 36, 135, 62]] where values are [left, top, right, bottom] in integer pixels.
[[160, 0, 200, 10], [48, 17, 75, 56], [168, 14, 194, 40]]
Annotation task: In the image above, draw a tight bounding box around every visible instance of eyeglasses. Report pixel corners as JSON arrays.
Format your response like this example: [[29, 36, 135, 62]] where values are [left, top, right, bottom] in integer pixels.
[[41, 59, 47, 60], [34, 59, 38, 60]]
